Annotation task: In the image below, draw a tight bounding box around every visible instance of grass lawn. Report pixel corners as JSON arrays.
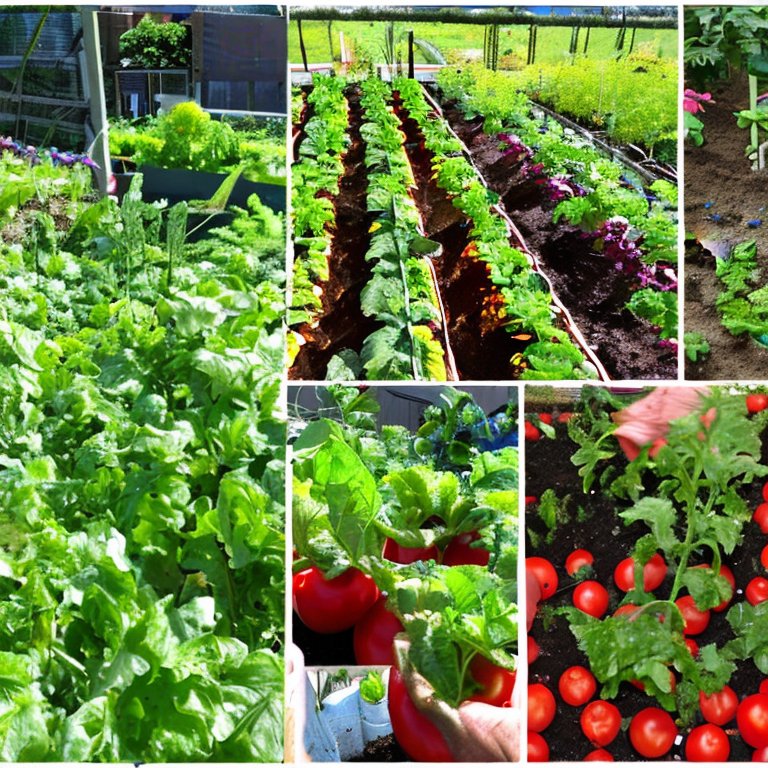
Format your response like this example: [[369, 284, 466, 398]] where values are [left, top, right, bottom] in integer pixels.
[[289, 20, 677, 67]]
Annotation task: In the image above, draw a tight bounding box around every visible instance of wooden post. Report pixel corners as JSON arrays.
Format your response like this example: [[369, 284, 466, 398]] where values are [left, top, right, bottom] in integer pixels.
[[628, 27, 637, 54], [583, 26, 591, 55], [80, 10, 110, 195], [750, 74, 759, 164], [527, 24, 534, 66], [531, 25, 538, 65], [408, 29, 414, 79], [298, 19, 309, 72]]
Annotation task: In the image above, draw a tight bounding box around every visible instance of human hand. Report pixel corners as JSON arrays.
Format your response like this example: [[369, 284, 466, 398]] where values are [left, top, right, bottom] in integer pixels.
[[392, 636, 521, 762], [612, 386, 711, 461]]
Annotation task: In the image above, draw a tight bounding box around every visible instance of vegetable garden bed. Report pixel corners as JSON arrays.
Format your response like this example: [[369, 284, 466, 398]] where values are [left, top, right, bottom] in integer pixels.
[[0, 143, 286, 761], [684, 72, 768, 380], [288, 74, 604, 382], [433, 67, 678, 381], [525, 385, 768, 761]]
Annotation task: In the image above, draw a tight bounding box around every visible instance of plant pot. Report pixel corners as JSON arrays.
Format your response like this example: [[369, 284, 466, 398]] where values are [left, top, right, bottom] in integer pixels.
[[360, 695, 392, 743], [319, 682, 364, 761], [139, 165, 286, 213]]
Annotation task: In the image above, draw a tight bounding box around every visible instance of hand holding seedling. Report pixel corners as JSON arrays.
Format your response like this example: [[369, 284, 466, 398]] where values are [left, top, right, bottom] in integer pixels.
[[393, 636, 521, 762]]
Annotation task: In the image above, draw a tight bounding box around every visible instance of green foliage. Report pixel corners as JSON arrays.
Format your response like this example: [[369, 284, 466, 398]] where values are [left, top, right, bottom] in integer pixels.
[[684, 331, 710, 362], [359, 671, 386, 704], [566, 390, 768, 721], [0, 160, 285, 760], [716, 240, 768, 339], [119, 16, 191, 69], [626, 288, 677, 339]]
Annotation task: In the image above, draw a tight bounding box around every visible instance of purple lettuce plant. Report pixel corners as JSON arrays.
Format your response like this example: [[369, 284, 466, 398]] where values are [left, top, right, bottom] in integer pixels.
[[1, 136, 98, 169]]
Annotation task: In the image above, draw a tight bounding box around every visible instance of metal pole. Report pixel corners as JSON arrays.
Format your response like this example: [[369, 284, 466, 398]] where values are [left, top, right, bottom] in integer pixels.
[[298, 18, 309, 72], [80, 10, 110, 195], [408, 29, 414, 79]]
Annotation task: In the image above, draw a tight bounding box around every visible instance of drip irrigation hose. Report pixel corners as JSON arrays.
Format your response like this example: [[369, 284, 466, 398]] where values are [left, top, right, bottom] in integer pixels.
[[421, 85, 611, 382]]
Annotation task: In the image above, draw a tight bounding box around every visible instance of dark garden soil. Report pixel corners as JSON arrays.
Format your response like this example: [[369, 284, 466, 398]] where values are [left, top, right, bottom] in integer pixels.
[[348, 734, 408, 762], [392, 95, 530, 380], [438, 99, 677, 382], [685, 71, 768, 380], [525, 393, 768, 761], [290, 85, 380, 380]]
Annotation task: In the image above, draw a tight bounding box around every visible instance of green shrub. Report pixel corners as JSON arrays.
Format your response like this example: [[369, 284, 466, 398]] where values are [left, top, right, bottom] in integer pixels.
[[119, 16, 191, 68]]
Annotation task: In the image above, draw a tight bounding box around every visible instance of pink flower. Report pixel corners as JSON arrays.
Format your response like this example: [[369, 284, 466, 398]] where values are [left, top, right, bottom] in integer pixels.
[[684, 89, 713, 114]]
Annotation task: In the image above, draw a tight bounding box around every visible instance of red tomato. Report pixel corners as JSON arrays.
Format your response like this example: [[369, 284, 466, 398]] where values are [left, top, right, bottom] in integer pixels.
[[747, 394, 768, 414], [293, 566, 379, 634], [528, 683, 556, 732], [738, 695, 768, 748], [686, 638, 700, 657], [528, 634, 540, 664], [382, 537, 438, 564], [388, 666, 453, 761], [527, 575, 542, 632], [699, 685, 738, 726], [762, 545, 768, 571], [581, 700, 622, 747], [755, 503, 768, 534], [573, 580, 609, 618], [526, 557, 558, 600], [584, 748, 614, 761], [565, 548, 594, 576], [558, 665, 597, 707], [685, 724, 730, 762], [648, 437, 667, 458], [763, 481, 768, 503], [613, 603, 640, 619], [760, 680, 768, 696], [675, 595, 710, 635], [629, 707, 677, 758], [528, 732, 549, 762], [538, 412, 553, 425], [353, 596, 403, 666], [525, 421, 541, 441], [614, 553, 666, 592], [557, 411, 574, 423], [467, 655, 516, 706], [748, 577, 768, 606], [754, 746, 768, 761], [525, 496, 538, 504], [442, 531, 490, 567]]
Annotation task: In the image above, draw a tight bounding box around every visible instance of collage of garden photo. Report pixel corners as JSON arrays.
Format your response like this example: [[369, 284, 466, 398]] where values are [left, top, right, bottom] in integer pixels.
[[2, 2, 768, 766]]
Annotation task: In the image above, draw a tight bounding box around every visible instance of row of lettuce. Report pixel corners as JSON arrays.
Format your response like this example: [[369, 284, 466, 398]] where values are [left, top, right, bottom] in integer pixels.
[[0, 147, 285, 761], [435, 66, 679, 351], [289, 73, 604, 380]]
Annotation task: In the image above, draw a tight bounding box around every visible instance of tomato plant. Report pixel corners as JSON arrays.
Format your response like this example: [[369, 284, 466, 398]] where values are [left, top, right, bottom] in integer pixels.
[[353, 596, 403, 665], [558, 665, 597, 707], [738, 694, 768, 748], [685, 724, 730, 761], [581, 700, 622, 747], [526, 557, 558, 600], [528, 683, 556, 732], [573, 580, 609, 618], [293, 566, 379, 634], [629, 707, 677, 758], [565, 548, 594, 576], [468, 655, 516, 706], [388, 666, 454, 762], [613, 553, 666, 592], [699, 685, 738, 726]]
